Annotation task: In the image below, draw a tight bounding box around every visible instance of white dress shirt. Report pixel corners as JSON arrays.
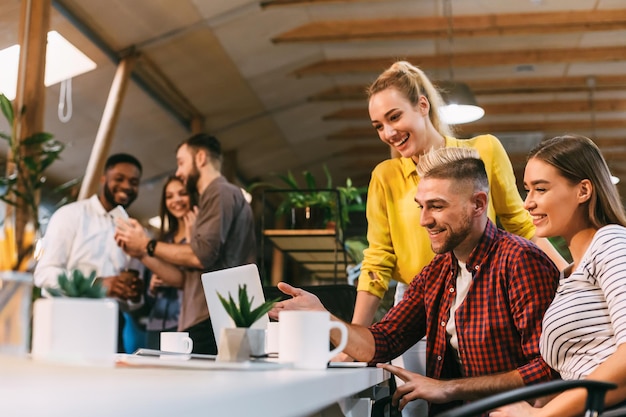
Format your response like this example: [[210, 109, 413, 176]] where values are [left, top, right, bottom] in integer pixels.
[[34, 195, 143, 309]]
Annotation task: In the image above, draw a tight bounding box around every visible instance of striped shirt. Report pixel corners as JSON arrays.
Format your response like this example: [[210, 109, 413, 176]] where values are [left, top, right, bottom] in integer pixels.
[[540, 225, 626, 380], [370, 220, 559, 386]]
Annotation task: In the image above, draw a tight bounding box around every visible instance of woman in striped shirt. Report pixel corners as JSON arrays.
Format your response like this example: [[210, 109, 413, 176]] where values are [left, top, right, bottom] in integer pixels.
[[492, 135, 626, 417]]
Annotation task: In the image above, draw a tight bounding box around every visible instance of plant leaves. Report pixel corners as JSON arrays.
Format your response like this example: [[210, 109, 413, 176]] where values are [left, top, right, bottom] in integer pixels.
[[217, 285, 278, 327], [247, 297, 282, 326], [0, 93, 14, 124], [22, 132, 53, 146]]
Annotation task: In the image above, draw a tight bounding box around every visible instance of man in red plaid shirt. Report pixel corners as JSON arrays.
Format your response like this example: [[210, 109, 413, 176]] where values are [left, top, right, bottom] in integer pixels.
[[271, 147, 559, 415]]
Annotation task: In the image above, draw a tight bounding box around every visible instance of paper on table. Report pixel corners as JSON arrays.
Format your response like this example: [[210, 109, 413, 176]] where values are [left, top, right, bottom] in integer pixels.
[[116, 353, 291, 370], [133, 348, 216, 360]]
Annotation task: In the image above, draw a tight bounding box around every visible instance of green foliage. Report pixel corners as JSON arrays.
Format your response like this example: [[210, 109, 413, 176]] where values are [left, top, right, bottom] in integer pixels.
[[344, 236, 368, 264], [249, 164, 367, 229], [46, 269, 107, 299], [0, 93, 66, 235], [216, 284, 280, 328]]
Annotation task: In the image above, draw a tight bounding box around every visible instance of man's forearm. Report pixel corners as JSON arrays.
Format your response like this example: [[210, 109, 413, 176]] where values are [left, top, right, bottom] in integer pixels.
[[141, 255, 184, 287], [330, 316, 376, 362], [444, 370, 525, 402], [153, 241, 203, 269]]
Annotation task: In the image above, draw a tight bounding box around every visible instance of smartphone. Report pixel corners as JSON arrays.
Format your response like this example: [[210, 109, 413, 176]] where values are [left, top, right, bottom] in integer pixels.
[[110, 205, 129, 223]]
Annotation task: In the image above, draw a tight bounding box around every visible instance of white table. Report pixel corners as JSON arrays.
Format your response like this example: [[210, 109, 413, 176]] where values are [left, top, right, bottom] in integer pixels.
[[0, 355, 388, 417]]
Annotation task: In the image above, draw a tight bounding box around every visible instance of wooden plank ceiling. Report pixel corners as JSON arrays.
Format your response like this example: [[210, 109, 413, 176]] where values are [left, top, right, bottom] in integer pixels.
[[2, 0, 625, 220]]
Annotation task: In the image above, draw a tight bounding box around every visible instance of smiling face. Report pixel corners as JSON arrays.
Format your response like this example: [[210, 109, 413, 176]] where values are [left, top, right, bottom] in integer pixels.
[[415, 177, 477, 258], [164, 179, 191, 219], [100, 162, 141, 210], [523, 157, 590, 241], [368, 87, 430, 158]]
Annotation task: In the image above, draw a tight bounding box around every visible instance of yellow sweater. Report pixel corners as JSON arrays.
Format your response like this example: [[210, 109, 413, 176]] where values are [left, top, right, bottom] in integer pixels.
[[357, 134, 536, 297]]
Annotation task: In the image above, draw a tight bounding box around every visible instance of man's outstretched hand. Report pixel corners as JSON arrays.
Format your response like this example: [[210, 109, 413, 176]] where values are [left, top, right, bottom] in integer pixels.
[[268, 282, 327, 320]]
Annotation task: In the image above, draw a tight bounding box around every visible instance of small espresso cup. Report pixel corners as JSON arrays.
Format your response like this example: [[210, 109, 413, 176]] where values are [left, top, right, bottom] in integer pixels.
[[278, 311, 348, 369], [160, 331, 193, 354]]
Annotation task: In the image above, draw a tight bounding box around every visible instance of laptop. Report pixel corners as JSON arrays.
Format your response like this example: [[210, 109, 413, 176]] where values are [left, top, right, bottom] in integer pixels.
[[201, 263, 269, 347]]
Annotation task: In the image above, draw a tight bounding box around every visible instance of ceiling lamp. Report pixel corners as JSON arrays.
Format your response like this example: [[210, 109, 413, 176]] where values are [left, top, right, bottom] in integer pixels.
[[0, 31, 96, 100], [438, 80, 485, 125], [438, 0, 484, 125]]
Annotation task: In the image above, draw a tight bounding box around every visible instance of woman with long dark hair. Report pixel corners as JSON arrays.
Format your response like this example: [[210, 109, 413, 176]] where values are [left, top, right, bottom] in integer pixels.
[[145, 176, 197, 349]]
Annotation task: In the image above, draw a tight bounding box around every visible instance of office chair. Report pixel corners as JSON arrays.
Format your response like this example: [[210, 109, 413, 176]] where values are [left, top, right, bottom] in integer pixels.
[[434, 379, 619, 417]]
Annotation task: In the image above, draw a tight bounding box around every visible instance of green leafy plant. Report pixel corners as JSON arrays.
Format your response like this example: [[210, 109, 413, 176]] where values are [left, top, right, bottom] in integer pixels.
[[216, 284, 280, 328], [0, 93, 65, 268], [249, 164, 367, 229], [45, 269, 107, 299]]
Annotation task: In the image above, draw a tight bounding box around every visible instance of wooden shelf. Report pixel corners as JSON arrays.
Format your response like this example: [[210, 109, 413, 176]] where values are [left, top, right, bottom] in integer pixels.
[[263, 229, 354, 281]]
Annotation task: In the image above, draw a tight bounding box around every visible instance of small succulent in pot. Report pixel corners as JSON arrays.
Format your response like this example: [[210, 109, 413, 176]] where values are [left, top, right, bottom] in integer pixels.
[[45, 269, 107, 299], [217, 284, 280, 328]]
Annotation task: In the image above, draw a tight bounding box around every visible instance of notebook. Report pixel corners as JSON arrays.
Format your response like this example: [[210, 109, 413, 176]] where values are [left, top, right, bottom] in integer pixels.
[[201, 263, 269, 347]]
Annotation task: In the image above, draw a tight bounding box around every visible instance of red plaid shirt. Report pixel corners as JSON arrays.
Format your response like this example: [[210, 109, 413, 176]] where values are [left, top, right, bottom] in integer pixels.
[[370, 220, 559, 385]]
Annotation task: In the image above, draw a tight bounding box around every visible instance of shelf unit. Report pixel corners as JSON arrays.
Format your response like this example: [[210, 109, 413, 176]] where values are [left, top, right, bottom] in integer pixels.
[[260, 189, 354, 284]]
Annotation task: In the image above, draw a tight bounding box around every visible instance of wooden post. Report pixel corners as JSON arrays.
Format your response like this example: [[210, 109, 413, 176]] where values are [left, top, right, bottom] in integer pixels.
[[10, 0, 51, 260], [77, 54, 137, 200], [190, 116, 204, 135]]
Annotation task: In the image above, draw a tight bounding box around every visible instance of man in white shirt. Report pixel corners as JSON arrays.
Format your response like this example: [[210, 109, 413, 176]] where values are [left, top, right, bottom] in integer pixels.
[[34, 153, 145, 351]]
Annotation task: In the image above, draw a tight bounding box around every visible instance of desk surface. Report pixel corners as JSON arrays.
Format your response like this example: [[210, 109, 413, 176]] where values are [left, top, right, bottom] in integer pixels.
[[0, 355, 387, 417]]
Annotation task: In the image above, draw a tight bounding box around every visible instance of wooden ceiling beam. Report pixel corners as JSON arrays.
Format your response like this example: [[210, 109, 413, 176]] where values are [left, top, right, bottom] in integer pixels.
[[261, 0, 376, 8], [328, 119, 626, 140], [325, 99, 626, 120], [274, 9, 626, 43], [294, 46, 626, 76], [310, 75, 626, 101], [458, 120, 626, 136]]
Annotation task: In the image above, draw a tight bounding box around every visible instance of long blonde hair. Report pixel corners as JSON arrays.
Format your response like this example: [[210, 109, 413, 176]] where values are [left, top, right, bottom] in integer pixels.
[[367, 61, 452, 138]]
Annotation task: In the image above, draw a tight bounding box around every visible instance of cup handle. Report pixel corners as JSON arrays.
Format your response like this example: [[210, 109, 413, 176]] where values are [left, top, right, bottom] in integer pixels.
[[327, 321, 348, 360], [183, 336, 193, 354]]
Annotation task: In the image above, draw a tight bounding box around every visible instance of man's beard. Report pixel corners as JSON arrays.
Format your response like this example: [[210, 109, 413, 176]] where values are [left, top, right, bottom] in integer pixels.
[[103, 183, 136, 209], [185, 163, 201, 193], [431, 212, 472, 255]]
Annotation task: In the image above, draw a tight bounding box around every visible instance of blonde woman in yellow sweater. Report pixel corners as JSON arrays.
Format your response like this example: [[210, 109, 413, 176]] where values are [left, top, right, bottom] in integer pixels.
[[350, 61, 567, 417]]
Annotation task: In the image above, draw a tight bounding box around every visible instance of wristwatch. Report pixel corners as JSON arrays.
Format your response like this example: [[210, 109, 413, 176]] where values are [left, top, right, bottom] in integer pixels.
[[146, 239, 157, 257]]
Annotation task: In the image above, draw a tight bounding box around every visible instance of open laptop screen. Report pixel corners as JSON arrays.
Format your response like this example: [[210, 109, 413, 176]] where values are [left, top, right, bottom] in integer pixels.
[[201, 264, 269, 347]]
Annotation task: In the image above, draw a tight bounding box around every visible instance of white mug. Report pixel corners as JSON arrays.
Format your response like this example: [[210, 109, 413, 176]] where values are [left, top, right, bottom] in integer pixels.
[[265, 321, 280, 355], [160, 332, 193, 354], [278, 311, 348, 369]]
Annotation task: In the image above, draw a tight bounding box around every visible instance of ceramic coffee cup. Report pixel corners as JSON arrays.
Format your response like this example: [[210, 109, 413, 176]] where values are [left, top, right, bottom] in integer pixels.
[[278, 311, 348, 369], [160, 331, 193, 354]]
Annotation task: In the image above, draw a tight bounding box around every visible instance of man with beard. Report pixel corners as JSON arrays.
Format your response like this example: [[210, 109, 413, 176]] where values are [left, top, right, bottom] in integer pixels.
[[115, 134, 256, 354], [270, 147, 560, 416], [34, 153, 145, 351]]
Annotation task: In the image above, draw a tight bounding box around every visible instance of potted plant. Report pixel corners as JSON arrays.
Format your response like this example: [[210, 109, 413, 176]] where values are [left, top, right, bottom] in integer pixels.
[[31, 269, 119, 365], [0, 93, 65, 270], [215, 284, 280, 362], [250, 165, 367, 232], [0, 93, 65, 356]]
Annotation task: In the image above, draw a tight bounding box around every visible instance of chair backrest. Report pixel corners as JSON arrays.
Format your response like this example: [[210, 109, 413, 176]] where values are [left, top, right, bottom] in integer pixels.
[[263, 284, 357, 323], [434, 379, 617, 417]]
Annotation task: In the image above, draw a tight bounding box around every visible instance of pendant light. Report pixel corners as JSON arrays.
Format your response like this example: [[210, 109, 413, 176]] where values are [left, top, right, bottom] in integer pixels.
[[439, 0, 484, 125]]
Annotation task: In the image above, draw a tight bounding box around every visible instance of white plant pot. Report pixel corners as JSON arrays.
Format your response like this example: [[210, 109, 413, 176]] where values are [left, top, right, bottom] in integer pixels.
[[31, 297, 118, 366], [216, 327, 265, 362]]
